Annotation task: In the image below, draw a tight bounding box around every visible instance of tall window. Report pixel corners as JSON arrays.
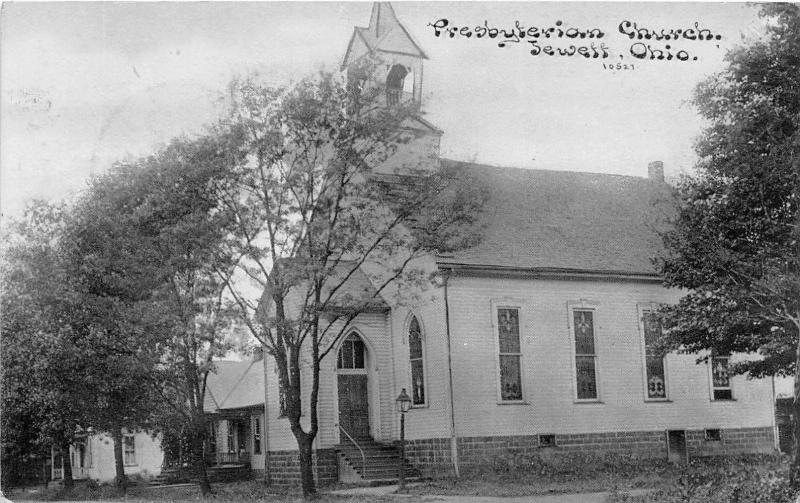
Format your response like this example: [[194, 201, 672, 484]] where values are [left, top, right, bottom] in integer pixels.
[[253, 417, 262, 455], [572, 310, 598, 400], [408, 316, 426, 405], [497, 308, 522, 401], [337, 333, 366, 370], [712, 355, 733, 400], [642, 312, 667, 399], [123, 434, 136, 465]]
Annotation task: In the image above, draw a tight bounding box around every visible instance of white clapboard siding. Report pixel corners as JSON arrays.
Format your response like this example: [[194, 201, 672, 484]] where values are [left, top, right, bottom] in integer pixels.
[[444, 276, 773, 437]]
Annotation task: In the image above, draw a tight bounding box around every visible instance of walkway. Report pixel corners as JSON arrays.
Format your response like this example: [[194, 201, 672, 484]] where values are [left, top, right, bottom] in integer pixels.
[[327, 485, 651, 502]]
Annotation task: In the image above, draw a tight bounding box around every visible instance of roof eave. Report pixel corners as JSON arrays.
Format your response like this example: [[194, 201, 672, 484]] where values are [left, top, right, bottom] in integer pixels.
[[436, 261, 663, 283]]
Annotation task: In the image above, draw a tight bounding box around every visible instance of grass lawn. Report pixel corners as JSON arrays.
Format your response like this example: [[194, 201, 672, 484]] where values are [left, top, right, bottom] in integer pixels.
[[408, 454, 679, 497], [7, 454, 792, 502], [407, 453, 790, 499], [6, 480, 406, 502]]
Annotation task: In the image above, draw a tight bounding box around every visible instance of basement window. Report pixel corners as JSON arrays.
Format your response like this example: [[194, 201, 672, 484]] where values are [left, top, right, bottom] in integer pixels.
[[538, 434, 556, 448]]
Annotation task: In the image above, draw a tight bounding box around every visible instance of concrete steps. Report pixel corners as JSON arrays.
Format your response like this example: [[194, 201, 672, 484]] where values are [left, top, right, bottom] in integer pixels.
[[149, 464, 251, 486], [335, 438, 421, 483]]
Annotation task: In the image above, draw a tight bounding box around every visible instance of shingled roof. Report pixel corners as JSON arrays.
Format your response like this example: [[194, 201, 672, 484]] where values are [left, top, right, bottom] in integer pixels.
[[436, 160, 675, 277], [204, 360, 264, 413]]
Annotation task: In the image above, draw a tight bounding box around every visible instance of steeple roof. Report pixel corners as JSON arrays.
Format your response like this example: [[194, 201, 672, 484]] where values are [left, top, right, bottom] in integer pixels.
[[342, 2, 428, 69]]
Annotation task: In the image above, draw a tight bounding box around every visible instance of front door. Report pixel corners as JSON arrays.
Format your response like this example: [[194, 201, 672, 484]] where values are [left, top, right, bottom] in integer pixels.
[[338, 374, 369, 439]]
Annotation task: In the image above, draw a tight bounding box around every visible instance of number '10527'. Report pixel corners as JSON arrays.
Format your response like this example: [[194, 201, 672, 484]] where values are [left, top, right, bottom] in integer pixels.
[[603, 63, 636, 70]]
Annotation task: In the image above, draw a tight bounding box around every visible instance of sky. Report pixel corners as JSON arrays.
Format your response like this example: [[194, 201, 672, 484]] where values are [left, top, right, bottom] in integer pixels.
[[0, 2, 768, 218]]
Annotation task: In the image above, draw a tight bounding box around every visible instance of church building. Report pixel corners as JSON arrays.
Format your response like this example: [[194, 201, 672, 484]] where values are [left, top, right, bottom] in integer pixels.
[[246, 2, 777, 485]]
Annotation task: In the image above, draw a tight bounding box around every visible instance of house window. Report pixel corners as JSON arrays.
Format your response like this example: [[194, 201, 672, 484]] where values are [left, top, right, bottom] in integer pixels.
[[711, 355, 733, 400], [497, 308, 522, 401], [123, 434, 136, 466], [73, 440, 91, 469], [572, 310, 598, 400], [208, 422, 217, 454], [227, 422, 235, 453], [705, 428, 722, 441], [236, 422, 247, 454], [408, 316, 426, 405], [642, 311, 667, 399], [253, 417, 262, 455], [337, 333, 366, 370]]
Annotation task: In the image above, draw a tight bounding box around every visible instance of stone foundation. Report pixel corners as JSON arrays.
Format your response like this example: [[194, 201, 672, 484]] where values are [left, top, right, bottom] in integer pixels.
[[264, 427, 773, 483], [685, 427, 775, 456], [265, 448, 338, 487], [406, 427, 775, 475], [402, 437, 455, 478]]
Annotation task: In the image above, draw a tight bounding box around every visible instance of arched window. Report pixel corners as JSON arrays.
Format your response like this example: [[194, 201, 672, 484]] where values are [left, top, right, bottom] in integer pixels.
[[338, 333, 366, 370], [386, 64, 408, 106], [408, 316, 426, 405]]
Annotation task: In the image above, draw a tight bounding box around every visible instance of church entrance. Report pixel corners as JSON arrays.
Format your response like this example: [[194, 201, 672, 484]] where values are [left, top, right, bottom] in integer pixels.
[[337, 333, 371, 439]]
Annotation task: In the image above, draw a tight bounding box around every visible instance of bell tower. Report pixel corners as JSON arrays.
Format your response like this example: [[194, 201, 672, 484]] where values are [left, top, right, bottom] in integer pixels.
[[342, 2, 427, 107], [342, 2, 442, 174]]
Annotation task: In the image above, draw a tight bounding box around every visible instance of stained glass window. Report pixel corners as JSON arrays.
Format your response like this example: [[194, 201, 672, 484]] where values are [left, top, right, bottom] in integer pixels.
[[253, 417, 262, 455], [409, 316, 426, 405], [643, 312, 667, 399], [573, 310, 598, 400], [712, 355, 732, 400], [497, 308, 522, 401]]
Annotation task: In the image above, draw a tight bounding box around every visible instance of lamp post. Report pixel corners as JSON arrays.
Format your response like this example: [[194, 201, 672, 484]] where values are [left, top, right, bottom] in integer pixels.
[[395, 388, 412, 492]]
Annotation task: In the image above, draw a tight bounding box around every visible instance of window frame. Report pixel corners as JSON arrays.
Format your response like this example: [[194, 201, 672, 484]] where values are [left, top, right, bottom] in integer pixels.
[[567, 301, 602, 403], [638, 304, 670, 402], [208, 421, 217, 453], [709, 353, 734, 401], [226, 421, 236, 453], [491, 299, 528, 404], [123, 433, 136, 466], [538, 434, 557, 448], [406, 313, 429, 408], [73, 439, 92, 469], [253, 416, 262, 455]]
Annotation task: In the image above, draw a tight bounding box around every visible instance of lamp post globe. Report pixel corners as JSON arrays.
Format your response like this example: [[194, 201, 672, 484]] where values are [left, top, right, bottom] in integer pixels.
[[396, 388, 412, 413]]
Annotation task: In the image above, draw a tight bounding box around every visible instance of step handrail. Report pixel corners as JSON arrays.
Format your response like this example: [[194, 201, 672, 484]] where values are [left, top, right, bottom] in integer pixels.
[[338, 424, 366, 475]]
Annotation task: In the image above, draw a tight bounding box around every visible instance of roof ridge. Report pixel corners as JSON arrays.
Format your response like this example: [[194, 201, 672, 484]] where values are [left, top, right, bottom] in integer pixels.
[[441, 158, 651, 181]]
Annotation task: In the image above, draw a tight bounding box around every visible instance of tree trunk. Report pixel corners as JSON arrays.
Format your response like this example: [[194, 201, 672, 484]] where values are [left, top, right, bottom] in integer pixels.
[[42, 457, 49, 488], [111, 426, 127, 493], [191, 418, 212, 496], [295, 433, 315, 499], [792, 333, 800, 487], [60, 443, 74, 488]]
